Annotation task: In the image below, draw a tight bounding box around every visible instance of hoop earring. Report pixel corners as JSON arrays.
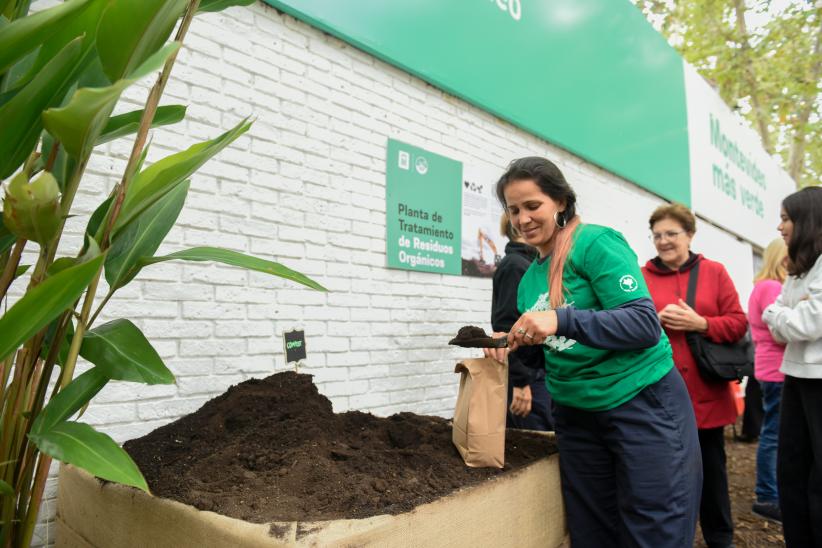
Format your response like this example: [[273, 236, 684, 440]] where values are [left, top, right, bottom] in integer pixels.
[[554, 211, 567, 228]]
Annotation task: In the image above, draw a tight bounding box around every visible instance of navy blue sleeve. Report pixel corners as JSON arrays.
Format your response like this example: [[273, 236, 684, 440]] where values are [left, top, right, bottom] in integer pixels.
[[554, 297, 661, 350], [492, 256, 542, 387]]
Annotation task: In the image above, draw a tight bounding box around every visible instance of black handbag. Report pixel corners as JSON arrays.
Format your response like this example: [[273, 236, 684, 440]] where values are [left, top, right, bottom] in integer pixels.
[[683, 261, 754, 382]]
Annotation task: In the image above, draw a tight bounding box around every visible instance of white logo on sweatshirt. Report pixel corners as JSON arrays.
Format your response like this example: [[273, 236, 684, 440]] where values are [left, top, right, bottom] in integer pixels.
[[526, 292, 577, 353]]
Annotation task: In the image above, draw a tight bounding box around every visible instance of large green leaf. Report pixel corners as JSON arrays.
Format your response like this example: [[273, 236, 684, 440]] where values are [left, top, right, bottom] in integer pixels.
[[115, 119, 251, 233], [197, 0, 256, 13], [5, 0, 108, 92], [28, 421, 148, 491], [0, 254, 104, 361], [97, 0, 186, 82], [0, 37, 85, 179], [81, 319, 173, 384], [139, 247, 327, 291], [42, 42, 180, 158], [30, 368, 107, 435], [0, 0, 88, 75], [97, 105, 186, 146], [105, 180, 188, 290]]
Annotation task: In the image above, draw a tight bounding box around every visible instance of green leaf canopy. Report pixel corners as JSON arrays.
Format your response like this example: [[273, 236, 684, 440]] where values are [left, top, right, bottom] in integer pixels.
[[81, 319, 174, 384], [0, 254, 104, 361]]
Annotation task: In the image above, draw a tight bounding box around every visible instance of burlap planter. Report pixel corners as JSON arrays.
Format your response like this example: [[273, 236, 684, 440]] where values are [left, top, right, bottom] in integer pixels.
[[56, 450, 566, 548]]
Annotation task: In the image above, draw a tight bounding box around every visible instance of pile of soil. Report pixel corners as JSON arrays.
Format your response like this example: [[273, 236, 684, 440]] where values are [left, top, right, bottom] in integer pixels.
[[124, 372, 557, 523]]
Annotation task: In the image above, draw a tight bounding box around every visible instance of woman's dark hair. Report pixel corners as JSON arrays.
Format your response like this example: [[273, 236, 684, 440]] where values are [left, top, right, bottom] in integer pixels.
[[495, 157, 577, 223], [783, 186, 822, 277], [495, 157, 579, 308]]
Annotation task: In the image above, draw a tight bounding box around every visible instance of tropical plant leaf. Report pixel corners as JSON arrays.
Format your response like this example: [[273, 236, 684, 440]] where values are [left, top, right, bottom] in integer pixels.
[[42, 42, 180, 158], [5, 0, 108, 92], [139, 247, 327, 291], [28, 421, 148, 491], [0, 0, 88, 75], [13, 264, 28, 278], [30, 368, 107, 435], [97, 0, 186, 82], [97, 105, 186, 146], [0, 479, 12, 497], [197, 0, 256, 13], [0, 254, 104, 361], [81, 319, 173, 384], [105, 180, 188, 290], [115, 119, 251, 233], [0, 37, 86, 179]]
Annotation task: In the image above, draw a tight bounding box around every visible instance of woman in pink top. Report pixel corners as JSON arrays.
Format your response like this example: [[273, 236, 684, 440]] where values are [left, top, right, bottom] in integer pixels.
[[747, 238, 787, 523]]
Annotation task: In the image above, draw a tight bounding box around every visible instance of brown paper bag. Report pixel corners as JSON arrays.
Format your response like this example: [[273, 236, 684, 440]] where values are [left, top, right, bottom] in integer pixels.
[[452, 357, 508, 468]]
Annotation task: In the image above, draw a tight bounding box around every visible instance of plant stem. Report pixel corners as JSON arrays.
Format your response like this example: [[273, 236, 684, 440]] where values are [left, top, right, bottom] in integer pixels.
[[87, 290, 113, 328], [44, 141, 60, 173], [0, 239, 26, 303], [17, 453, 50, 548], [58, 268, 101, 389], [101, 0, 201, 247]]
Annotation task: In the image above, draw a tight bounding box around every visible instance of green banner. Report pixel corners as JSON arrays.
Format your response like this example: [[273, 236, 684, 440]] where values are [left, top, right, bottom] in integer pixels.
[[263, 0, 691, 205], [386, 139, 462, 275]]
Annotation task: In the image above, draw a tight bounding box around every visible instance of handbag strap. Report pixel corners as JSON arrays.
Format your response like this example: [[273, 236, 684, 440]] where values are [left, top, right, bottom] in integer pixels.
[[685, 259, 700, 308]]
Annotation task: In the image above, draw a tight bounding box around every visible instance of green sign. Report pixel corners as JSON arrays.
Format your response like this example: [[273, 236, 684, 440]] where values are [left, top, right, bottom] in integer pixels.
[[385, 139, 462, 275], [262, 0, 691, 205]]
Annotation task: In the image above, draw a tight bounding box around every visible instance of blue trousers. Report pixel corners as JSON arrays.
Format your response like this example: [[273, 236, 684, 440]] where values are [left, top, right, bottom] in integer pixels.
[[553, 368, 702, 548], [755, 381, 782, 503]]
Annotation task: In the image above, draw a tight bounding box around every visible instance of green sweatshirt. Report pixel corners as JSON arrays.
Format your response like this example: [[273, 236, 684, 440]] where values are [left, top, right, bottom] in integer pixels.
[[517, 224, 673, 411]]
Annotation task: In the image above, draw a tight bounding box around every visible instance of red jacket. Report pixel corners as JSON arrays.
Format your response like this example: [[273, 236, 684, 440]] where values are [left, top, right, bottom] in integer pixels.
[[642, 254, 748, 429]]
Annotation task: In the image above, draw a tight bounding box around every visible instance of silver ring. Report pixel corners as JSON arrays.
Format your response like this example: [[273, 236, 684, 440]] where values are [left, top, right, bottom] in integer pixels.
[[525, 333, 534, 340], [516, 328, 526, 335]]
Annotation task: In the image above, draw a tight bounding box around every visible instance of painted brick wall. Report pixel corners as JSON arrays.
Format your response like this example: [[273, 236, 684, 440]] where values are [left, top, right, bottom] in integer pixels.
[[27, 2, 754, 544]]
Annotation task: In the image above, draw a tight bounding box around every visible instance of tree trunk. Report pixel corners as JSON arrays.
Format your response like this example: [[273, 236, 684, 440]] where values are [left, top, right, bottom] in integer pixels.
[[787, 15, 822, 185], [733, 0, 774, 154]]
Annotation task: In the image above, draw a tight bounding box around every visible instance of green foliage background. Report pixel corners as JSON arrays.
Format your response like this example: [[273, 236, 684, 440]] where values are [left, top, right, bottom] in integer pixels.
[[633, 0, 822, 188]]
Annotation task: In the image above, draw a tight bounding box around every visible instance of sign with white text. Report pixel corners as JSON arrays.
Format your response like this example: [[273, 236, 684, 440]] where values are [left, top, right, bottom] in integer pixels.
[[385, 139, 462, 275]]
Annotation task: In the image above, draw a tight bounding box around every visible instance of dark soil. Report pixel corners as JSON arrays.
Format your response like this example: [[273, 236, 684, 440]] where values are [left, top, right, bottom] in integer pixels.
[[448, 325, 507, 348], [124, 372, 557, 523], [694, 423, 785, 547]]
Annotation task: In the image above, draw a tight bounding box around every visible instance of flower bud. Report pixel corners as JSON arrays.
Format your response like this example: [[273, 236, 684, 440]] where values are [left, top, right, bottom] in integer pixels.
[[3, 171, 61, 244]]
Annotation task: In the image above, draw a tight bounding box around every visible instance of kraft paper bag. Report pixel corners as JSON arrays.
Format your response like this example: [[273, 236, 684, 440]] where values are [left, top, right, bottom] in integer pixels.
[[452, 357, 508, 468]]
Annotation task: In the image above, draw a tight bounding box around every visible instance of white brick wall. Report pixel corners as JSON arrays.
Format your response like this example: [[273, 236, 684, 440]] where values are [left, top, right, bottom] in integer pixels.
[[25, 2, 757, 545]]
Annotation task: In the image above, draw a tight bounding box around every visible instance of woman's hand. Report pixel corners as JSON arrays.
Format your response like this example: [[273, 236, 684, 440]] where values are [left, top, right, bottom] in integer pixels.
[[658, 299, 708, 332], [510, 385, 533, 417], [482, 332, 510, 363], [507, 311, 558, 352]]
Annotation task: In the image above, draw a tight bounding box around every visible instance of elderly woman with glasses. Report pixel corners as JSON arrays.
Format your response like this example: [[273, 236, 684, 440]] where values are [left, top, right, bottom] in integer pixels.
[[641, 203, 748, 548]]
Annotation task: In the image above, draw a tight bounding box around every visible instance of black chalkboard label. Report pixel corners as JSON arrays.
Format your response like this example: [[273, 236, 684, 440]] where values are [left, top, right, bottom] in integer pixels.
[[283, 330, 306, 363]]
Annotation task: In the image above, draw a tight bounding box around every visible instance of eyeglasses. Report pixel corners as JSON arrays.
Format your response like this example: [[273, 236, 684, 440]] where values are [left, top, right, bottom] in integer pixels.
[[649, 230, 685, 242]]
